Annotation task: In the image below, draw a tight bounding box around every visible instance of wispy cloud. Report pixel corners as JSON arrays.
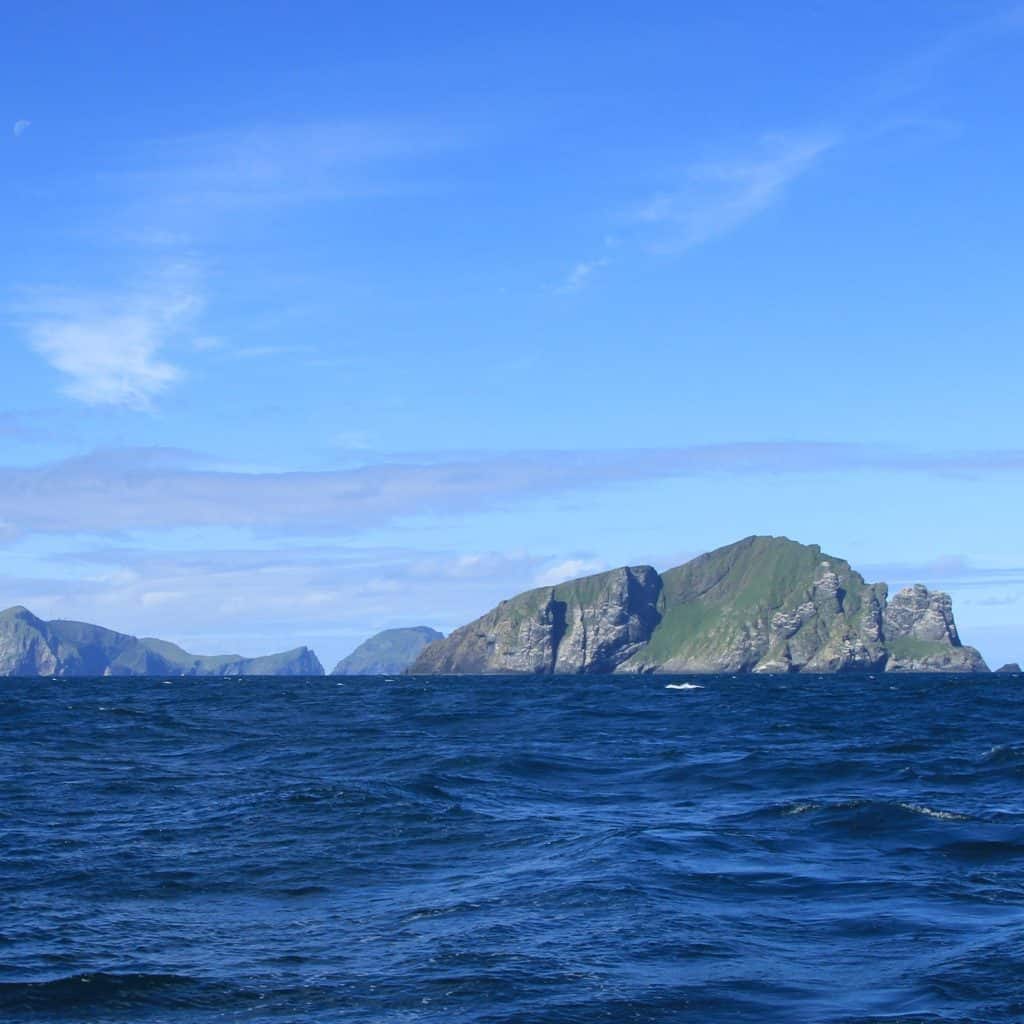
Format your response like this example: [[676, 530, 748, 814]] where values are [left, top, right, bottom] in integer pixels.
[[861, 556, 1024, 591], [112, 118, 459, 230], [13, 120, 30, 138], [534, 557, 608, 586], [2, 543, 562, 667], [867, 5, 1024, 104], [15, 118, 459, 412], [17, 265, 201, 410], [221, 344, 317, 360], [594, 8, 1022, 267], [557, 258, 608, 293], [3, 442, 1024, 539], [191, 335, 223, 352], [635, 134, 839, 251]]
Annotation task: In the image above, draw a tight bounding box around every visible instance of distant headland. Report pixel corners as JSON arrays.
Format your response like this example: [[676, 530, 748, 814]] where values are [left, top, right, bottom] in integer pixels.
[[0, 536, 1005, 677], [0, 605, 322, 678], [332, 627, 443, 675]]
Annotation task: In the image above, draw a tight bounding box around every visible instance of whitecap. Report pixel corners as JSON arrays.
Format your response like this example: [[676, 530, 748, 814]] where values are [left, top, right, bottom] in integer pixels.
[[898, 802, 969, 822], [784, 801, 820, 815], [665, 683, 703, 690], [981, 743, 1022, 762]]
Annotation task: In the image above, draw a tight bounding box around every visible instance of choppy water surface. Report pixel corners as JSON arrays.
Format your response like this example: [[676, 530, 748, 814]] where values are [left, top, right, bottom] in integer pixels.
[[2, 674, 1024, 1023]]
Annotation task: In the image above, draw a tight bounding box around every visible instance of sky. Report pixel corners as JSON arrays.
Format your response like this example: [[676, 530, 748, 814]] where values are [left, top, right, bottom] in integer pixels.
[[4, 1, 1024, 670]]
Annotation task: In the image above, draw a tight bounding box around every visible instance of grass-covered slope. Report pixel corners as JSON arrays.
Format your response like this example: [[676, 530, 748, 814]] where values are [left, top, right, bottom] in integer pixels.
[[332, 627, 444, 675], [621, 536, 890, 673]]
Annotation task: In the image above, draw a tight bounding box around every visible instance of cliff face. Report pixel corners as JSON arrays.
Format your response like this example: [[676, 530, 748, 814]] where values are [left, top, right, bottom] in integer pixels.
[[882, 585, 988, 672], [408, 537, 988, 675], [333, 627, 444, 675], [884, 584, 960, 644], [410, 566, 662, 674], [0, 607, 62, 676], [0, 607, 324, 677]]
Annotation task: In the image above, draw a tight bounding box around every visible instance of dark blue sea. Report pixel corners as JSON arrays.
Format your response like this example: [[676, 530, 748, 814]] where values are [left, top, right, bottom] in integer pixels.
[[3, 674, 1024, 1023]]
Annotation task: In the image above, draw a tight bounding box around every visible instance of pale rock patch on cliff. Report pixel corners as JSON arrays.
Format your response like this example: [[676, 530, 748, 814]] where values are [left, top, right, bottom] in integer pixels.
[[882, 585, 988, 673], [0, 606, 62, 676], [408, 566, 662, 674]]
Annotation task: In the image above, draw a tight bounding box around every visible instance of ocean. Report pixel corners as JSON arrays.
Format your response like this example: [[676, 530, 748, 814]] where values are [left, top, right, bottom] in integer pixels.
[[2, 674, 1023, 1023]]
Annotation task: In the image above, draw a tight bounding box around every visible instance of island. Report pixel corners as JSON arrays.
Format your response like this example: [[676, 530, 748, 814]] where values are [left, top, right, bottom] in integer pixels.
[[409, 536, 989, 675]]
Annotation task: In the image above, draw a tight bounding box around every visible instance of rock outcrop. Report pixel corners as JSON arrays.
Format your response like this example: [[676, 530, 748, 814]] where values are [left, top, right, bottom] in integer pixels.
[[995, 663, 1021, 674], [882, 584, 987, 672], [408, 537, 989, 675], [410, 566, 662, 674], [884, 585, 961, 645], [0, 606, 324, 677], [332, 626, 443, 675]]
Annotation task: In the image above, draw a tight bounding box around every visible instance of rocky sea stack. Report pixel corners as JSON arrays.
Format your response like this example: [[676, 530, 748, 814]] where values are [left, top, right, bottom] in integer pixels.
[[409, 536, 989, 675], [0, 606, 324, 677]]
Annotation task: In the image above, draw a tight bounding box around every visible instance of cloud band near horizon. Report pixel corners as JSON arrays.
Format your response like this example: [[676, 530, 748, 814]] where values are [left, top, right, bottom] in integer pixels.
[[1, 442, 1024, 538]]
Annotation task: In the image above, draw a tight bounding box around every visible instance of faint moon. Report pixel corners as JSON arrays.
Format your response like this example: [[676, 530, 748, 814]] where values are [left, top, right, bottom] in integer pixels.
[[13, 120, 31, 137]]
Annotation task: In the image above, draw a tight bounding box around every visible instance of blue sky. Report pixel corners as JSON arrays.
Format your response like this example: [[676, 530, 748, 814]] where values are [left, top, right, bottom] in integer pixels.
[[4, 1, 1024, 668]]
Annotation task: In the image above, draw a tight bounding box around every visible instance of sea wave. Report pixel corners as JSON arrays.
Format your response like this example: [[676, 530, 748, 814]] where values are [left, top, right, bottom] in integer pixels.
[[3, 673, 1024, 1022], [0, 973, 223, 1012]]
